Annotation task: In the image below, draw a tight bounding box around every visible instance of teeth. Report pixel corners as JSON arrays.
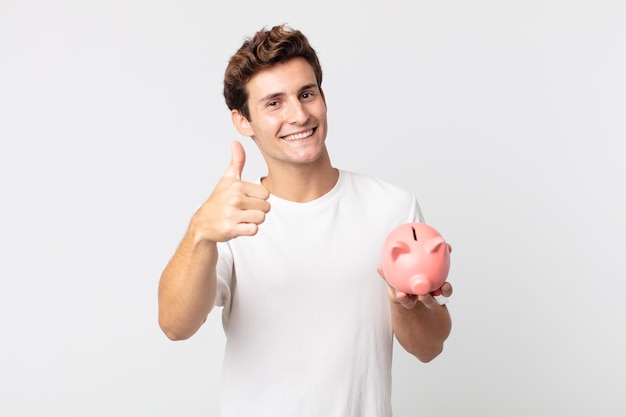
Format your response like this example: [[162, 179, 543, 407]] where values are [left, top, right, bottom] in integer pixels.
[[283, 130, 313, 141]]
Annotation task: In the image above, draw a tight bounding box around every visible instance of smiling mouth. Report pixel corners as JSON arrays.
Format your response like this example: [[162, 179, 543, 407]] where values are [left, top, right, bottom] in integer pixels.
[[281, 129, 314, 141]]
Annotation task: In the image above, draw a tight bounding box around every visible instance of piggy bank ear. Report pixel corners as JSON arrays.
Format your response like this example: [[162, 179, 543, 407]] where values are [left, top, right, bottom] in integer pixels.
[[390, 241, 411, 262], [426, 236, 446, 253]]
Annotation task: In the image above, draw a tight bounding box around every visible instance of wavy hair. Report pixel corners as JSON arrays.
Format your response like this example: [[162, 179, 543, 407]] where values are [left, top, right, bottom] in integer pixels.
[[223, 24, 323, 120]]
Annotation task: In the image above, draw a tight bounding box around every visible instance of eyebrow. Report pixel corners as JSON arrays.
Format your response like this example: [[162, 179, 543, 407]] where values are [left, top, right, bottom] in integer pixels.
[[257, 83, 319, 104]]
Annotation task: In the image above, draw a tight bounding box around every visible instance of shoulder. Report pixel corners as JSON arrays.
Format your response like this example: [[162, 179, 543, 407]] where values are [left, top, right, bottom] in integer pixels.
[[341, 170, 414, 200], [335, 170, 424, 226], [339, 170, 421, 222]]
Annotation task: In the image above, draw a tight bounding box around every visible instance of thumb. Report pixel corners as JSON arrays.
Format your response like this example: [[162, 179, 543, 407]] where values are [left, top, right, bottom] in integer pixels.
[[223, 140, 246, 180]]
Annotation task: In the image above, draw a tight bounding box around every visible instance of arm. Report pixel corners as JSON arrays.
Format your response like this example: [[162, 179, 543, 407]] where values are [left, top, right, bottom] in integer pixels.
[[158, 141, 270, 340], [378, 266, 453, 362], [158, 222, 219, 341]]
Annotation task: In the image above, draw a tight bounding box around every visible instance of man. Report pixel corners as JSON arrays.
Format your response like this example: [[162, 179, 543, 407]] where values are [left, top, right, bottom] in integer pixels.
[[158, 24, 452, 417]]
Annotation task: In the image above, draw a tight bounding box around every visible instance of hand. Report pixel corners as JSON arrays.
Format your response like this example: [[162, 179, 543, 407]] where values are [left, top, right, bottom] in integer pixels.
[[377, 265, 453, 310], [191, 141, 271, 242]]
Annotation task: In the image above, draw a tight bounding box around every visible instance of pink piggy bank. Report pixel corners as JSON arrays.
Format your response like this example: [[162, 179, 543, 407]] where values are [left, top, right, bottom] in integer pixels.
[[380, 222, 451, 302]]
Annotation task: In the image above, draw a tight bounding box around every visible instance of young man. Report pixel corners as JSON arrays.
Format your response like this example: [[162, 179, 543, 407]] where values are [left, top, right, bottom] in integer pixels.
[[158, 24, 452, 417]]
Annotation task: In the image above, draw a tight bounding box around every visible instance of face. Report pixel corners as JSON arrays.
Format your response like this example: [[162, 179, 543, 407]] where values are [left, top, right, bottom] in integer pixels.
[[232, 57, 328, 170]]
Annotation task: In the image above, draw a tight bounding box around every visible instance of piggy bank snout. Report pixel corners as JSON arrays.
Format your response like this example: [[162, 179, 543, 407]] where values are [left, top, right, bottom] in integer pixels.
[[410, 274, 432, 295]]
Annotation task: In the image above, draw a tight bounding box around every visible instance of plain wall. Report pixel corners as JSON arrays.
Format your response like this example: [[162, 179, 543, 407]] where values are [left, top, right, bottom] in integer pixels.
[[1, 0, 625, 416]]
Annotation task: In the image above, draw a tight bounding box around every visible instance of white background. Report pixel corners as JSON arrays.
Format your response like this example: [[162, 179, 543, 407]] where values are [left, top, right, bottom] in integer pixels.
[[1, 1, 625, 416]]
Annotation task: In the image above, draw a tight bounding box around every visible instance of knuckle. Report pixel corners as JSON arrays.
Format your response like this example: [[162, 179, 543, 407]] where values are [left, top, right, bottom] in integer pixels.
[[228, 195, 244, 209], [248, 224, 260, 236]]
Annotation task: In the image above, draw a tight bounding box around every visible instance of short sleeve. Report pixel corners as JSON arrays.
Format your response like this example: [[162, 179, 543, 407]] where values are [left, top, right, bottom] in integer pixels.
[[215, 241, 234, 330]]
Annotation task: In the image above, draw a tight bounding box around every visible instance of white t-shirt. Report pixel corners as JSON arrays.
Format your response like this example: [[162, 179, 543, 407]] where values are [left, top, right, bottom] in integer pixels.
[[214, 170, 423, 417]]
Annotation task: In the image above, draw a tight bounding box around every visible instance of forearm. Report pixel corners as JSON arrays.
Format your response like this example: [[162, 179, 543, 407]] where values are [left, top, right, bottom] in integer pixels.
[[158, 229, 219, 341], [391, 300, 451, 362]]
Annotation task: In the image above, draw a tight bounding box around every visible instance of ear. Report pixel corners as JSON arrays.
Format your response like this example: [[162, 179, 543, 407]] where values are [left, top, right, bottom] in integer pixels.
[[390, 241, 410, 262], [426, 236, 445, 253], [231, 109, 254, 137]]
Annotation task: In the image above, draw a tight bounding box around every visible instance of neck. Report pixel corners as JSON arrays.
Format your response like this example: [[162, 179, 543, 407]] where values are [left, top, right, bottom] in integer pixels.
[[261, 150, 338, 203]]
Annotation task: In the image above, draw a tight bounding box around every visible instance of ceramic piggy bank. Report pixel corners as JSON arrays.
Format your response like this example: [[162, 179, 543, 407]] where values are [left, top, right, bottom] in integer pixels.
[[381, 222, 451, 301]]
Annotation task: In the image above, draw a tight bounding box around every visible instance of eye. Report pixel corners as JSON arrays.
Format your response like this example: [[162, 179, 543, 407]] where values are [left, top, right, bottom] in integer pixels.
[[412, 227, 418, 241]]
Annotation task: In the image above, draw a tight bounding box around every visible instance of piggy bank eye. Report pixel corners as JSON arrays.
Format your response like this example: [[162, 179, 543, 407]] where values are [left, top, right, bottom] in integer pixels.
[[411, 227, 418, 241]]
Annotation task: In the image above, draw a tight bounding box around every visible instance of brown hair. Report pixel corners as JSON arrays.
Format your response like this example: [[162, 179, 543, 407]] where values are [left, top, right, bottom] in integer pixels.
[[223, 24, 323, 120]]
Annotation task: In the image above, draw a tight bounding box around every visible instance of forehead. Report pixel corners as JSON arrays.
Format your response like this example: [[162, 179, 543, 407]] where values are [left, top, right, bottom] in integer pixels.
[[246, 57, 318, 101]]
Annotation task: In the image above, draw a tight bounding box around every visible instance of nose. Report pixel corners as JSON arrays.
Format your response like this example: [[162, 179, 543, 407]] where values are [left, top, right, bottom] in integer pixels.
[[286, 98, 310, 124]]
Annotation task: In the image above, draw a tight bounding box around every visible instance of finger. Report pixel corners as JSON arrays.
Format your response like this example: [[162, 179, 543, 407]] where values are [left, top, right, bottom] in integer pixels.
[[241, 182, 271, 201], [240, 196, 271, 214], [227, 221, 261, 238], [235, 207, 268, 226], [440, 281, 453, 297], [223, 140, 246, 180], [377, 266, 396, 290], [418, 293, 440, 309], [396, 291, 418, 309], [377, 265, 385, 278]]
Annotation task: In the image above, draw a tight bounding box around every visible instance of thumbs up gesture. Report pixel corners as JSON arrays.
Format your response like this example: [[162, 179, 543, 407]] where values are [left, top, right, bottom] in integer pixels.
[[191, 141, 271, 242]]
